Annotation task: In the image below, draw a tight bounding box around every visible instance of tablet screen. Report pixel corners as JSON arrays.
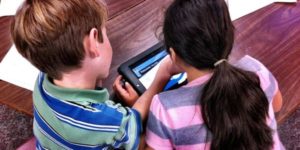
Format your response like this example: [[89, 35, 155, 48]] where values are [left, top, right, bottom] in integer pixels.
[[118, 43, 187, 94], [131, 50, 168, 89], [130, 50, 187, 90]]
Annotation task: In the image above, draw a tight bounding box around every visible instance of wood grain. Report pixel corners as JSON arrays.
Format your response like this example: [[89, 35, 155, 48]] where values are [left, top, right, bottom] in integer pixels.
[[105, 0, 145, 19], [231, 2, 300, 124], [0, 16, 32, 115], [104, 0, 172, 92], [0, 16, 13, 61], [0, 80, 32, 115], [0, 1, 299, 125]]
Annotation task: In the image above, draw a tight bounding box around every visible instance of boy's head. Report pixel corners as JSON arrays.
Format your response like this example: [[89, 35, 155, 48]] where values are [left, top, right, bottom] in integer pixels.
[[11, 0, 110, 80]]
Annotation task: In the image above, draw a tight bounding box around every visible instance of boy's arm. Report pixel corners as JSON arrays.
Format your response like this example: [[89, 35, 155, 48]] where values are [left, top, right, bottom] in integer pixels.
[[113, 64, 171, 121], [114, 56, 179, 121]]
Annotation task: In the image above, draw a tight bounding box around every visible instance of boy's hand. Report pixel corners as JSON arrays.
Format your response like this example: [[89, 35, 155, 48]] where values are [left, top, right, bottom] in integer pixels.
[[96, 80, 103, 87], [113, 76, 139, 107]]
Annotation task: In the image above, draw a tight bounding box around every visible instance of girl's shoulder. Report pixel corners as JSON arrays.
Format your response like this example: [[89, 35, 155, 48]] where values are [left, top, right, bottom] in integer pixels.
[[234, 55, 279, 102], [233, 55, 269, 73], [156, 84, 204, 110]]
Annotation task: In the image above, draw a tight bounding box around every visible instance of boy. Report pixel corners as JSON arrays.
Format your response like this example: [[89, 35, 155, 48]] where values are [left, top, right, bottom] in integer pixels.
[[11, 0, 171, 149]]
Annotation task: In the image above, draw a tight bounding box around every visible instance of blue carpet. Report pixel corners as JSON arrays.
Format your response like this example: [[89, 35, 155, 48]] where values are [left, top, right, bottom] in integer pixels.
[[278, 107, 300, 150], [0, 104, 33, 150]]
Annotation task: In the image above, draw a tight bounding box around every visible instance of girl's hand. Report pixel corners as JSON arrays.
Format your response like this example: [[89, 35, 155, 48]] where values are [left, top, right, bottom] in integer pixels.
[[156, 56, 183, 81], [113, 75, 139, 107]]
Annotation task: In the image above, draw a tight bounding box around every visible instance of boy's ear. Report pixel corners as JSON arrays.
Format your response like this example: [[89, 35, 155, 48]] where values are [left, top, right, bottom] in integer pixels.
[[87, 28, 101, 57]]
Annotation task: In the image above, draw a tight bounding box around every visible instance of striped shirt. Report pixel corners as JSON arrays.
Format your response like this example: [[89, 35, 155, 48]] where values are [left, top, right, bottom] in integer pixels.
[[33, 73, 142, 150], [146, 55, 285, 150]]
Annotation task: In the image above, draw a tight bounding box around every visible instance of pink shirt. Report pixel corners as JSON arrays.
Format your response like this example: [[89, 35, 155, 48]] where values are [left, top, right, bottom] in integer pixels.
[[146, 55, 285, 150]]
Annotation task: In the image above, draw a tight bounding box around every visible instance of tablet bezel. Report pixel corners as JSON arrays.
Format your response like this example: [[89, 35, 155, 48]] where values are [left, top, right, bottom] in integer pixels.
[[118, 42, 166, 95]]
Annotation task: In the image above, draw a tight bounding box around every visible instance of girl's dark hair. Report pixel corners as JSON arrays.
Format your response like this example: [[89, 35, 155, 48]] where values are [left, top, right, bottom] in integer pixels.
[[163, 0, 273, 149]]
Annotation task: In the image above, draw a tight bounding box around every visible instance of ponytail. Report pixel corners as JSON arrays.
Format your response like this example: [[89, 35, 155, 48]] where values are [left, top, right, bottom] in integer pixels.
[[163, 0, 274, 149], [201, 62, 273, 150]]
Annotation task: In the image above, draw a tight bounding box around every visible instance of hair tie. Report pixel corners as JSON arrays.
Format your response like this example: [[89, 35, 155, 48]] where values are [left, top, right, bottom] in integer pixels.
[[214, 59, 227, 67]]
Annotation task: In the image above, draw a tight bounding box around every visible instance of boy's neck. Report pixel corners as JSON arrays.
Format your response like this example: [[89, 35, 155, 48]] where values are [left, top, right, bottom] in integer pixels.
[[53, 70, 99, 90]]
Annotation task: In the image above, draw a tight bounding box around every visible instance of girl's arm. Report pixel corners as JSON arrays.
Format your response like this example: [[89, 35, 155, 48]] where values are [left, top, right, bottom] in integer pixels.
[[273, 90, 283, 113]]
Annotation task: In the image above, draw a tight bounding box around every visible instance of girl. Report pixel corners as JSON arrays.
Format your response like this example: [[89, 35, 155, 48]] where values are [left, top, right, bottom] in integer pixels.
[[144, 0, 284, 149]]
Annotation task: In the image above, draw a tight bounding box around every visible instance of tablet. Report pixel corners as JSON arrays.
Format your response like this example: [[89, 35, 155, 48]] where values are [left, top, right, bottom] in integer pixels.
[[118, 43, 187, 95]]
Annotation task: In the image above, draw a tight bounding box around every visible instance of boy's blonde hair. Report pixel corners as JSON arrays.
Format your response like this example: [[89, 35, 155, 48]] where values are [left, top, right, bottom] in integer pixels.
[[11, 0, 107, 79]]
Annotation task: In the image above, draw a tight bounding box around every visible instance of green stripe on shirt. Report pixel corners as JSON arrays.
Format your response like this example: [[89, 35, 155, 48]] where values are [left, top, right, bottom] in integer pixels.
[[33, 74, 142, 149]]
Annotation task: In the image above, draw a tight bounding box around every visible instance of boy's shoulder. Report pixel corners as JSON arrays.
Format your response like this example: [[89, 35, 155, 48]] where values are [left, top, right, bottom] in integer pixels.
[[33, 73, 126, 113]]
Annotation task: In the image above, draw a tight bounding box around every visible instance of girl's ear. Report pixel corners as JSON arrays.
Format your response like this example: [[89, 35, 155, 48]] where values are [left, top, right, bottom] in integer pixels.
[[169, 47, 177, 63], [169, 47, 187, 68], [87, 28, 100, 57]]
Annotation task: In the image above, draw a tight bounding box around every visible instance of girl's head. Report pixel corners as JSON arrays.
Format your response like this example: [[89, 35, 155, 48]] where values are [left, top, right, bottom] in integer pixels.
[[163, 0, 234, 70], [163, 0, 273, 149]]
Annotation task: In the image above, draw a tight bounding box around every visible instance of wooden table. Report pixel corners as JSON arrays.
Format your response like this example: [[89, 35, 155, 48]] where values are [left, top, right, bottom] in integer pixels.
[[0, 0, 299, 124]]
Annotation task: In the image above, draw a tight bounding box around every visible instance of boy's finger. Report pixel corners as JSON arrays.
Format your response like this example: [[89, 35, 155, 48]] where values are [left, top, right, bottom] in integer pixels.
[[115, 79, 129, 97], [113, 75, 122, 86], [125, 82, 138, 95], [113, 75, 123, 90]]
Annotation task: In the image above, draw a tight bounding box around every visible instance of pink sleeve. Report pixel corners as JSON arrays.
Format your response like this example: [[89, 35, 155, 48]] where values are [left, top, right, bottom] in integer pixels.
[[145, 95, 173, 150], [256, 63, 279, 103], [237, 55, 279, 103]]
